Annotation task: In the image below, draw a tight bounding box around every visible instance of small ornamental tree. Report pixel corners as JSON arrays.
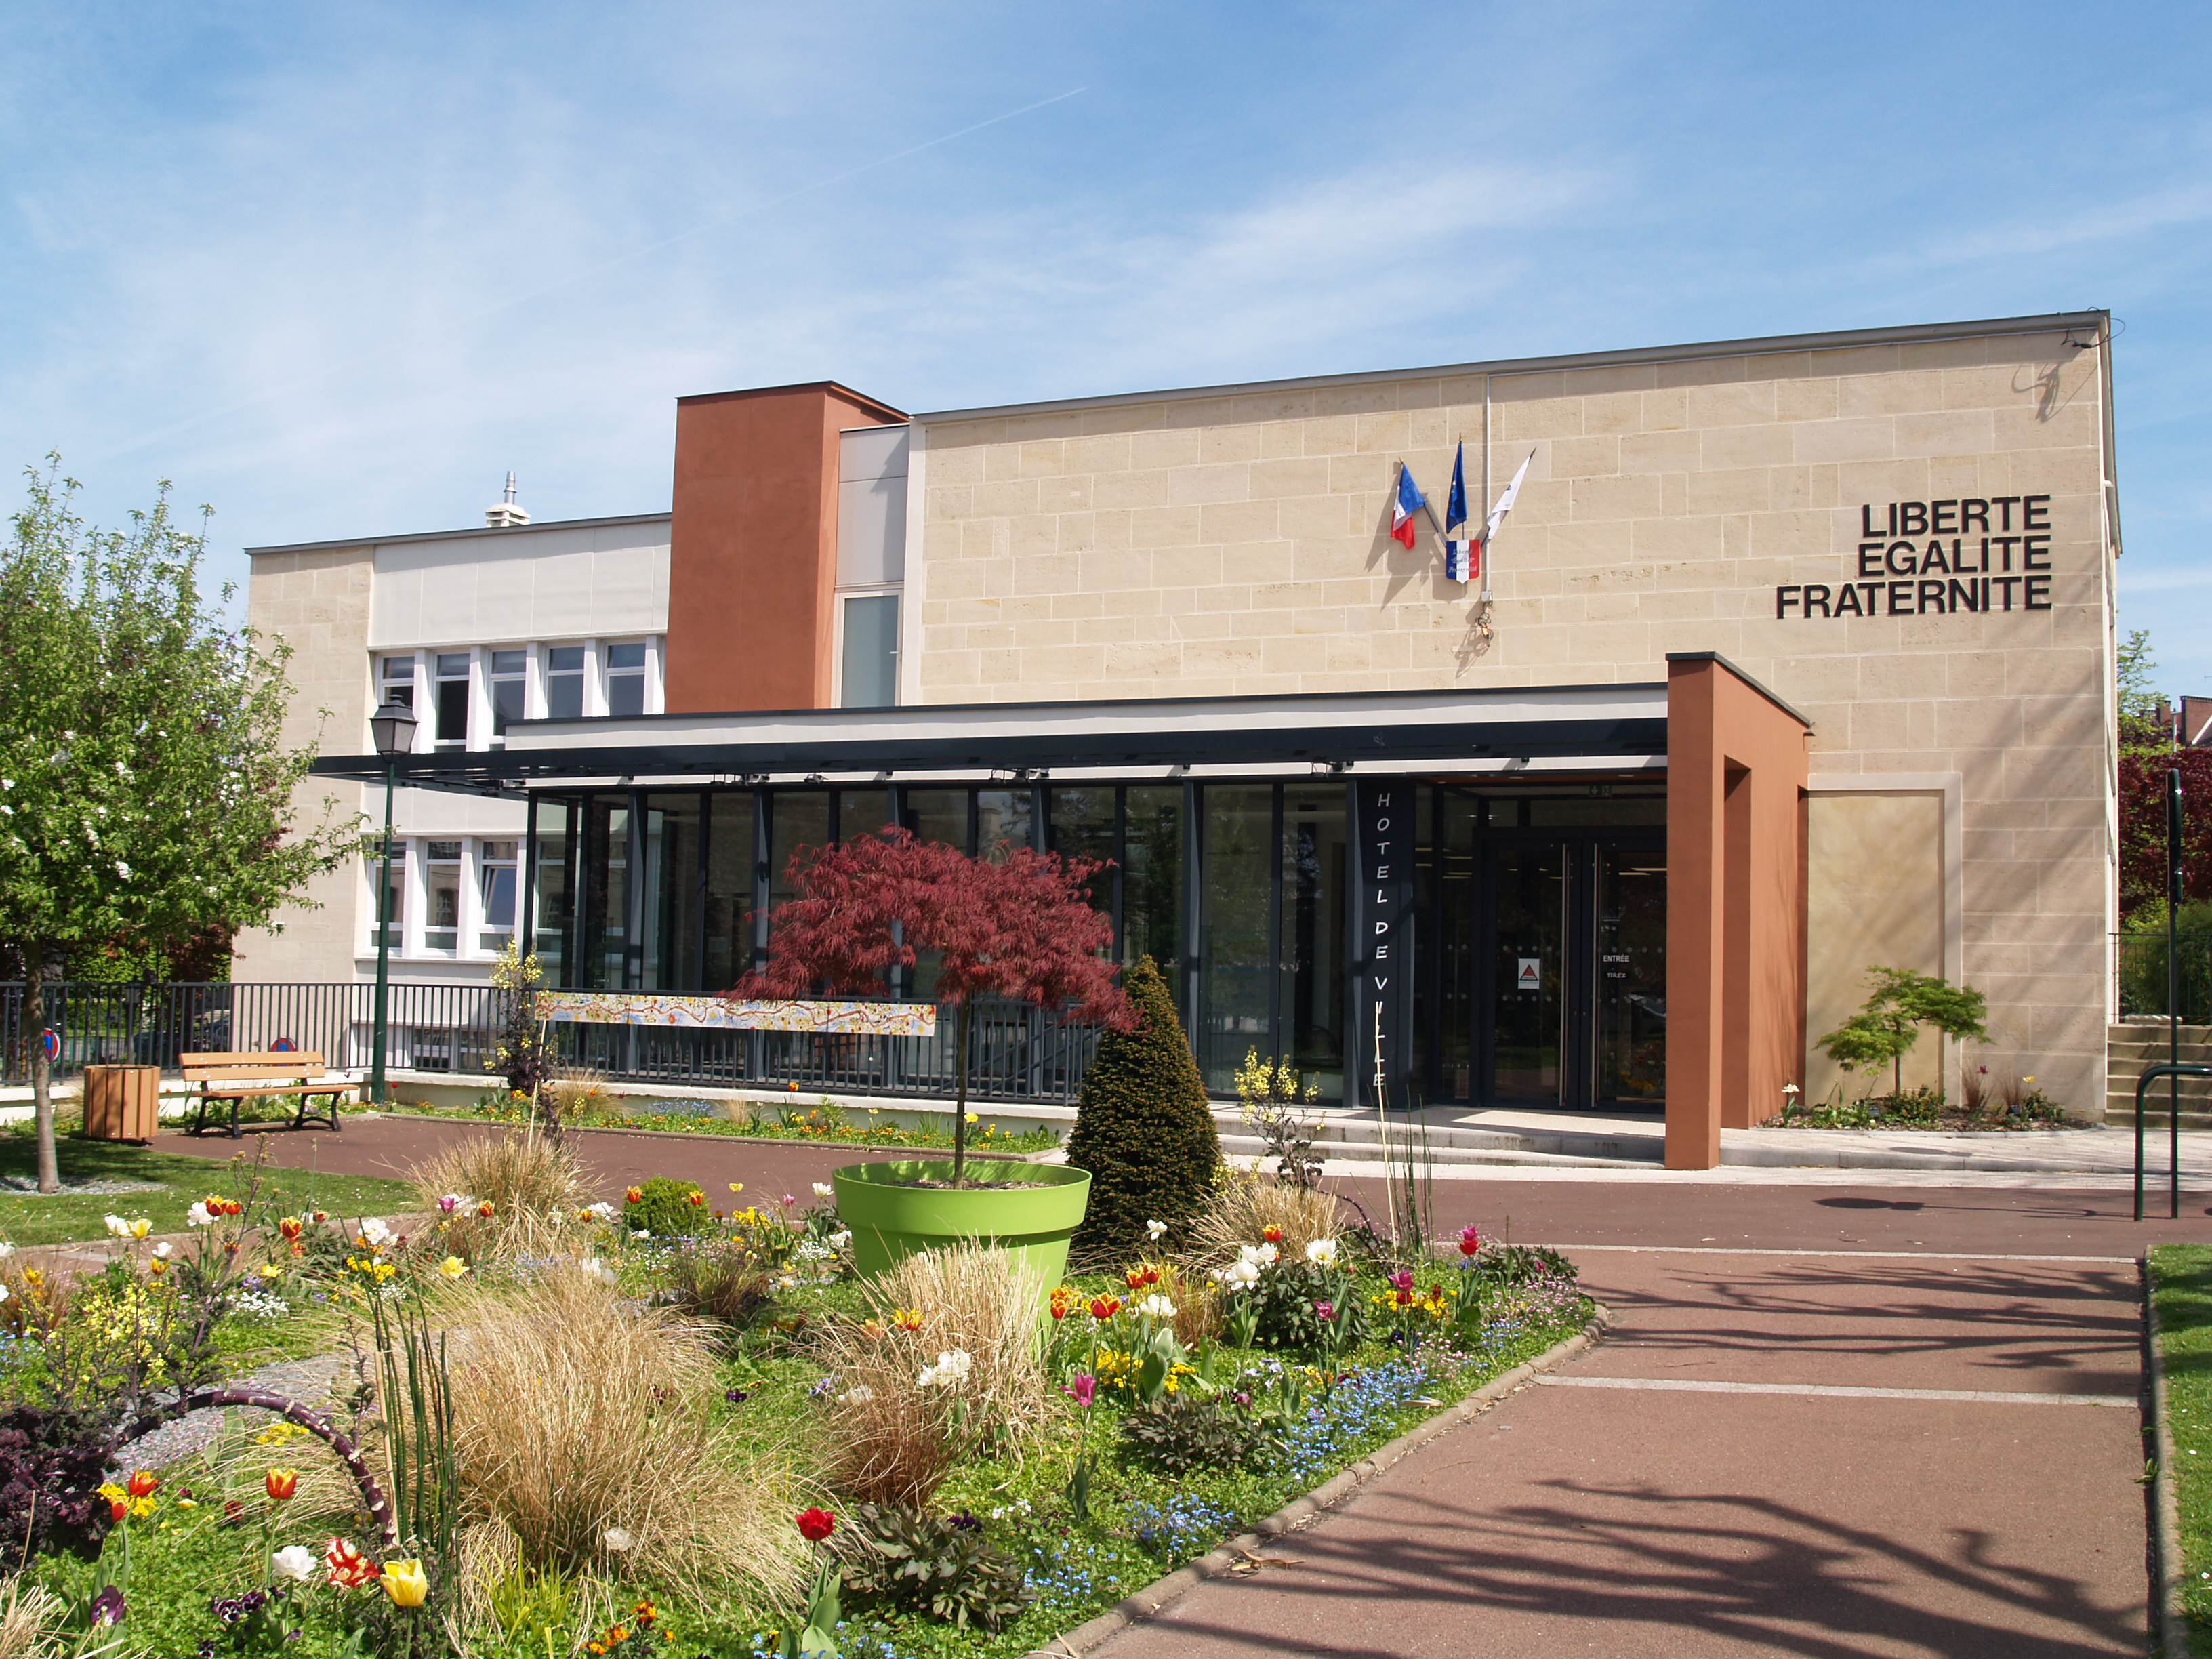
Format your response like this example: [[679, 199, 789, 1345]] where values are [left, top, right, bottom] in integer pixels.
[[731, 827, 1132, 1184], [1816, 966, 1991, 1099], [1065, 955, 1219, 1262], [0, 462, 356, 1192]]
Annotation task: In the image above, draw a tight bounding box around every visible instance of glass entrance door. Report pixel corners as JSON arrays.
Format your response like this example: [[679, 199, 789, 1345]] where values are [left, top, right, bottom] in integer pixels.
[[1481, 836, 1664, 1108]]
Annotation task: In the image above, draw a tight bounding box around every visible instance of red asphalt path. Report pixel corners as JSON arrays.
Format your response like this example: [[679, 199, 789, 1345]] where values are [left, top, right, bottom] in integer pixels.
[[159, 1118, 2206, 1657]]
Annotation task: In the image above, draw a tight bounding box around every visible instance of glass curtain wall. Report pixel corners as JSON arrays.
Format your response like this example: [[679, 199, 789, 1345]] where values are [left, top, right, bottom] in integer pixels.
[[1596, 846, 1666, 1100], [975, 790, 1033, 860], [703, 794, 755, 993], [530, 802, 571, 978], [1200, 786, 1273, 1093], [1279, 785, 1347, 1099], [642, 794, 702, 992], [1122, 786, 1183, 992], [578, 796, 631, 989]]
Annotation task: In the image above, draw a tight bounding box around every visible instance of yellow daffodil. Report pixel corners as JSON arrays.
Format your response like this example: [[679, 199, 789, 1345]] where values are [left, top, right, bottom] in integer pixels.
[[259, 1264, 283, 1279], [380, 1558, 429, 1607]]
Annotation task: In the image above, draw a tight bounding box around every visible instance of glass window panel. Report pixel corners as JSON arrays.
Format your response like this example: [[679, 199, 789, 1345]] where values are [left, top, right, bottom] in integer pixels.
[[531, 801, 571, 981], [546, 647, 585, 720], [606, 673, 644, 719], [491, 676, 525, 736], [1424, 790, 1480, 1103], [478, 866, 516, 952], [703, 792, 756, 994], [1492, 844, 1565, 1102], [436, 653, 470, 678], [579, 795, 630, 989], [1122, 785, 1183, 989], [1279, 784, 1346, 1103], [380, 656, 415, 709], [367, 847, 403, 947], [901, 789, 966, 853], [840, 594, 899, 708], [606, 642, 647, 670], [836, 789, 892, 844], [425, 845, 461, 954], [1048, 787, 1115, 917], [1597, 846, 1666, 1102], [491, 651, 526, 674], [1200, 785, 1273, 1092], [436, 676, 468, 745], [975, 790, 1033, 860], [642, 793, 703, 992], [771, 793, 832, 908]]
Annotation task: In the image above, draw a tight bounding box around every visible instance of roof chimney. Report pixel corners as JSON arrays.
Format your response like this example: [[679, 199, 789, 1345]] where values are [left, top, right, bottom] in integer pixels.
[[485, 472, 531, 529]]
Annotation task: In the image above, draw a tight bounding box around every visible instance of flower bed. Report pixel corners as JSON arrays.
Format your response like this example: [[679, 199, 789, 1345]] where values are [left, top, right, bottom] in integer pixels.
[[0, 1139, 1587, 1659]]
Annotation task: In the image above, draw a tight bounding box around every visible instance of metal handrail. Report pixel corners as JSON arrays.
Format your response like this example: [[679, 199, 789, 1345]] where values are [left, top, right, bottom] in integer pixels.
[[2135, 1063, 2212, 1221]]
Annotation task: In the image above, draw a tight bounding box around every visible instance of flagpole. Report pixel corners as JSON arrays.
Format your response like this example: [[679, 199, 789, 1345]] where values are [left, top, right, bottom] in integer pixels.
[[1480, 377, 1494, 601]]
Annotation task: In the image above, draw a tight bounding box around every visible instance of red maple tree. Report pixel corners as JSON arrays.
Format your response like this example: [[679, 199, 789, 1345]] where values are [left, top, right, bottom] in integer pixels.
[[731, 826, 1134, 1182]]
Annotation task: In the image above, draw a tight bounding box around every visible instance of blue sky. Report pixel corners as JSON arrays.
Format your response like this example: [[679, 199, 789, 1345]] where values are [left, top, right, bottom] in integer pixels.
[[5, 2, 2209, 691]]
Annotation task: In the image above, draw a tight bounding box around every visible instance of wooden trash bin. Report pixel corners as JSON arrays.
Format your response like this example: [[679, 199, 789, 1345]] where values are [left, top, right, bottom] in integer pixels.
[[83, 1065, 162, 1141]]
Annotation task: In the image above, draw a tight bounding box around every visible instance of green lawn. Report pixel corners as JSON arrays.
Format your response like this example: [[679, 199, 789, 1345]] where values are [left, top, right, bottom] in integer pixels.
[[0, 1124, 423, 1246], [2148, 1244, 2212, 1639]]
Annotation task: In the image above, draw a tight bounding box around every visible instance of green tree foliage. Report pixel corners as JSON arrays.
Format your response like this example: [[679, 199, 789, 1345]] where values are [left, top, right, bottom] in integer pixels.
[[1815, 966, 1990, 1099], [0, 459, 357, 1191], [2118, 628, 2172, 755], [1065, 955, 1219, 1263]]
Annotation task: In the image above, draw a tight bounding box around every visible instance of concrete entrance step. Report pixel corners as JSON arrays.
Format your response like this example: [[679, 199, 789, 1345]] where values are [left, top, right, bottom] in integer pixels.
[[1213, 1130, 1654, 1171], [2105, 1022, 2212, 1128]]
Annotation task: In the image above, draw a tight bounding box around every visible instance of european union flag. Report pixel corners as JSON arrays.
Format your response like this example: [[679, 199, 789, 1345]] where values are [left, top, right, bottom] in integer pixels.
[[1446, 441, 1468, 532]]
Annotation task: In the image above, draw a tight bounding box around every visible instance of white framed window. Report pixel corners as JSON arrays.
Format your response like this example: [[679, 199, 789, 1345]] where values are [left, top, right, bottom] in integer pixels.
[[424, 840, 463, 953], [545, 644, 586, 720], [432, 654, 471, 749], [478, 840, 519, 952], [378, 655, 419, 751], [366, 841, 404, 949], [605, 640, 648, 718], [489, 650, 527, 746], [838, 593, 900, 708]]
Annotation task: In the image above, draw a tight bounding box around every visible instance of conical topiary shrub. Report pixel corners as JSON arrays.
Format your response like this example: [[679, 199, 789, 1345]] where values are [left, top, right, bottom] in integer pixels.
[[1065, 955, 1219, 1264]]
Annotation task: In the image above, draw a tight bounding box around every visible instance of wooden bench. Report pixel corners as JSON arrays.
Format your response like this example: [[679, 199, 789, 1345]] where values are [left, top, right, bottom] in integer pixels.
[[180, 1051, 356, 1139]]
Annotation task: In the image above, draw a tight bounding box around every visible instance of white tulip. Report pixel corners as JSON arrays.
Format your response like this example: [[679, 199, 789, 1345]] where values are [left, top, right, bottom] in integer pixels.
[[838, 1385, 876, 1406], [1136, 1294, 1178, 1320], [918, 1348, 973, 1389], [811, 1182, 834, 1199], [0, 1240, 14, 1259], [602, 1527, 636, 1553], [104, 1214, 130, 1238], [272, 1546, 315, 1581], [1145, 1219, 1168, 1240], [577, 1256, 618, 1286], [187, 1202, 214, 1228], [1303, 1238, 1339, 1267], [152, 1242, 174, 1260], [828, 1229, 853, 1251]]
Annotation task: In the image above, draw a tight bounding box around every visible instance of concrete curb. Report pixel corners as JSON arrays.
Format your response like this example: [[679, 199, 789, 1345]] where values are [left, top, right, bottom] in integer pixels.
[[2146, 1256, 2194, 1659], [1019, 1300, 1614, 1659], [359, 1111, 1053, 1162]]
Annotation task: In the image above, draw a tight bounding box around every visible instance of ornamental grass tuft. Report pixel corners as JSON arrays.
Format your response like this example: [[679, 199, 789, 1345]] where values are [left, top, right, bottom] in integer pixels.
[[431, 1268, 808, 1612], [405, 1128, 592, 1261], [811, 1243, 1059, 1507], [1189, 1162, 1345, 1271], [0, 1571, 67, 1659]]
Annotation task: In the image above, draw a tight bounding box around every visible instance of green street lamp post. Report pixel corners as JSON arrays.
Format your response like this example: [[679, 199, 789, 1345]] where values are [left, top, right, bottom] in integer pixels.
[[367, 698, 418, 1104]]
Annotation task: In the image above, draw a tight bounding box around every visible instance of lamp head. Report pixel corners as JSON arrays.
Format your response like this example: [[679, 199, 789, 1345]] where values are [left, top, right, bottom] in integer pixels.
[[369, 699, 419, 758]]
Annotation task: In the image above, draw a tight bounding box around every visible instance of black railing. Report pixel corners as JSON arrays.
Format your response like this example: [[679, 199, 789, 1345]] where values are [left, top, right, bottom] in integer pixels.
[[2115, 934, 2212, 1024], [0, 982, 1098, 1106]]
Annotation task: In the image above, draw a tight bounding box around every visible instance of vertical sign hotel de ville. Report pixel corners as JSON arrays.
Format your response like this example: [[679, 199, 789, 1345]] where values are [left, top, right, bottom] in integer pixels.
[[1355, 780, 1417, 1111]]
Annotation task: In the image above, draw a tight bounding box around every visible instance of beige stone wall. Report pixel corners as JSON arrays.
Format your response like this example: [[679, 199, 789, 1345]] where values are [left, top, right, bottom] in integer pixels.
[[229, 547, 373, 984], [912, 329, 2116, 1113], [1806, 792, 1946, 1104]]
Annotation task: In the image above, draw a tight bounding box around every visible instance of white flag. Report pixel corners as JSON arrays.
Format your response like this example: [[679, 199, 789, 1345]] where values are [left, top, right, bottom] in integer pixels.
[[1483, 449, 1535, 544]]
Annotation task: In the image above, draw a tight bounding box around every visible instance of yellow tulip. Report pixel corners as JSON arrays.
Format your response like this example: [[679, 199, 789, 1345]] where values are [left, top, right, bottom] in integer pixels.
[[437, 1256, 468, 1279], [128, 1218, 151, 1240], [380, 1559, 429, 1607]]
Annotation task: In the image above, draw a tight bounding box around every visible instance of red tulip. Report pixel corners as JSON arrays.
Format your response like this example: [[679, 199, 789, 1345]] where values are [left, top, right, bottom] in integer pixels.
[[795, 1507, 836, 1542], [126, 1470, 159, 1499]]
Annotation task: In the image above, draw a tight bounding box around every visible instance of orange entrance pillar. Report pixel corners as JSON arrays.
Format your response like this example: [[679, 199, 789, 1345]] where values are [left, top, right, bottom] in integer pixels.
[[1664, 653, 1811, 1171]]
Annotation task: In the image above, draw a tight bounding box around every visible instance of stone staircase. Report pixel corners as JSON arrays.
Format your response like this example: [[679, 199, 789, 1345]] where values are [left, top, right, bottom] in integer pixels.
[[2106, 1022, 2212, 1128]]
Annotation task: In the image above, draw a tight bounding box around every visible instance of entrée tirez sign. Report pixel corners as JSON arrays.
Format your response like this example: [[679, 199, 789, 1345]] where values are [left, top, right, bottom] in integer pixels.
[[1776, 495, 2054, 620]]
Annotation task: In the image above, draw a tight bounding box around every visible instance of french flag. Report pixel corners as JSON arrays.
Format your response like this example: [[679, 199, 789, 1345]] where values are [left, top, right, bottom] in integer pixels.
[[1391, 464, 1427, 548]]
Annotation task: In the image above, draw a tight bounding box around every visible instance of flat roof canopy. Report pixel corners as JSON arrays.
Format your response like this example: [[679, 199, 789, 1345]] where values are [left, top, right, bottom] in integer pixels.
[[310, 683, 1671, 798]]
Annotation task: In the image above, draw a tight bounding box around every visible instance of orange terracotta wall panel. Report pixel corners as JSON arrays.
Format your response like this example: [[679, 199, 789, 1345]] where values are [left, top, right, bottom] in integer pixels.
[[665, 382, 903, 714], [1665, 653, 1811, 1170]]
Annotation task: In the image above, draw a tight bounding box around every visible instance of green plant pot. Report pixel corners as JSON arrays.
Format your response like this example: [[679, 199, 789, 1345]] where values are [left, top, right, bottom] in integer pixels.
[[832, 1159, 1091, 1292]]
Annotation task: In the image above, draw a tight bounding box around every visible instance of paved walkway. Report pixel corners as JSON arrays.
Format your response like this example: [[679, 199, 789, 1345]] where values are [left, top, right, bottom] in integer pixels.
[[1092, 1244, 2165, 1657]]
